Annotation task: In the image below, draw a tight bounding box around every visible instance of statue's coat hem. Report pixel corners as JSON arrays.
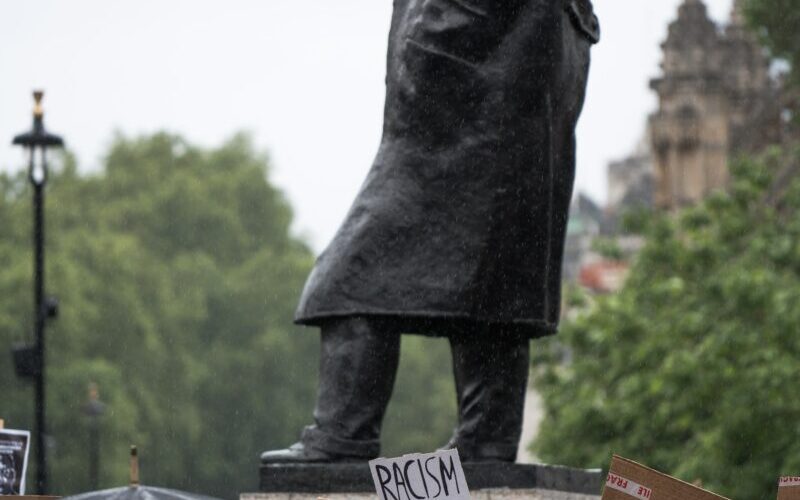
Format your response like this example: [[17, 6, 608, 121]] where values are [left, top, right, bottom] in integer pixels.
[[294, 309, 558, 339]]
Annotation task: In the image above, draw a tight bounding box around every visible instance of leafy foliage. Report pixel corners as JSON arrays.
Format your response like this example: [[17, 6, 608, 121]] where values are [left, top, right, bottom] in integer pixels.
[[744, 0, 800, 86], [532, 148, 800, 500], [0, 133, 455, 499]]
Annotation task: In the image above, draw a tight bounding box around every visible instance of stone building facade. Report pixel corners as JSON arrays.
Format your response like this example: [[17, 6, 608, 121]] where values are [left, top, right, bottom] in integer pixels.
[[564, 0, 793, 288], [648, 0, 783, 209], [607, 136, 653, 214]]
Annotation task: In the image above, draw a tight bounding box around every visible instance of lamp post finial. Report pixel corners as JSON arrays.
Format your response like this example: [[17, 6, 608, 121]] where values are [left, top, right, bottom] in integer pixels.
[[33, 90, 44, 118]]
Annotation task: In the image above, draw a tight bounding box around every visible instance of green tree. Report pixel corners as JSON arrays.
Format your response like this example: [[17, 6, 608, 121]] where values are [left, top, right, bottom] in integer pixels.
[[0, 133, 455, 499], [532, 148, 800, 500], [744, 0, 800, 86]]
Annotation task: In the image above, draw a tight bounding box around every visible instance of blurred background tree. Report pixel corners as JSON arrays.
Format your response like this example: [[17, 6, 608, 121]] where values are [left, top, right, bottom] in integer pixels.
[[0, 132, 455, 499], [531, 3, 800, 499], [533, 148, 800, 500], [744, 0, 800, 86]]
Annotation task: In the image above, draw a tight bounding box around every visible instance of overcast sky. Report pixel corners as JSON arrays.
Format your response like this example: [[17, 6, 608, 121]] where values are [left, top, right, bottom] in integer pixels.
[[0, 0, 735, 251]]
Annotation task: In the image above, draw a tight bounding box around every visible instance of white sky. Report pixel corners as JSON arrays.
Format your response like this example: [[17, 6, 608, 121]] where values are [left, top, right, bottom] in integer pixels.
[[0, 0, 734, 251]]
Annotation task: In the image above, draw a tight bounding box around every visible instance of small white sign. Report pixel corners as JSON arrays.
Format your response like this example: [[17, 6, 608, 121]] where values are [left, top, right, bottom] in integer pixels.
[[369, 449, 471, 500]]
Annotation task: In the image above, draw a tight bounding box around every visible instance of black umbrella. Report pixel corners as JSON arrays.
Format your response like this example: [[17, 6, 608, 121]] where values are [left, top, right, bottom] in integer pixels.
[[62, 447, 221, 500]]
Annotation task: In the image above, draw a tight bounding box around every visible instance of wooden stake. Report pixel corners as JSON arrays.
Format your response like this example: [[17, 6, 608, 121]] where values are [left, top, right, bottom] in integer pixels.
[[129, 445, 139, 487], [0, 418, 4, 429]]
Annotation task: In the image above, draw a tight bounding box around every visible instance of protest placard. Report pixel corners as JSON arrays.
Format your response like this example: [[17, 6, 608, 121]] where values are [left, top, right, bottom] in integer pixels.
[[777, 476, 800, 500], [602, 455, 728, 500], [369, 449, 470, 500], [0, 428, 31, 495]]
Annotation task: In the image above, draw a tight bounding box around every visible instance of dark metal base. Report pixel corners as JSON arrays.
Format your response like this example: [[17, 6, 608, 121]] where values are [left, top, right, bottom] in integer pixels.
[[260, 462, 602, 495]]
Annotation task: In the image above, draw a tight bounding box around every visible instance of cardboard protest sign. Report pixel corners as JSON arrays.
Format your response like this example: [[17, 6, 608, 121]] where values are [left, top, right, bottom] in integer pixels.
[[602, 455, 729, 500], [0, 428, 31, 495], [369, 449, 470, 500], [778, 477, 800, 500]]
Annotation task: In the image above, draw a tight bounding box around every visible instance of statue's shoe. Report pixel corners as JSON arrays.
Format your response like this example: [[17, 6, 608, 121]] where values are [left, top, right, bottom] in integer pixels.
[[439, 438, 516, 463], [260, 442, 365, 464]]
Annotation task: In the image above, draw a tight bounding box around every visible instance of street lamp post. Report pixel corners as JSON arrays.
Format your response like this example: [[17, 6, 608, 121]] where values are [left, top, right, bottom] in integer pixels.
[[84, 383, 105, 490], [11, 91, 63, 495]]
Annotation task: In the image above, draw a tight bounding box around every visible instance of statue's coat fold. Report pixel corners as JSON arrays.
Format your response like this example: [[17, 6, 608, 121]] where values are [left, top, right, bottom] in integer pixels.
[[295, 0, 600, 338]]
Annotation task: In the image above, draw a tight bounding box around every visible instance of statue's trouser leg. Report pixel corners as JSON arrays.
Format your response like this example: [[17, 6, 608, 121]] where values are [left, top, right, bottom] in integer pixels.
[[301, 316, 401, 459], [447, 333, 530, 462]]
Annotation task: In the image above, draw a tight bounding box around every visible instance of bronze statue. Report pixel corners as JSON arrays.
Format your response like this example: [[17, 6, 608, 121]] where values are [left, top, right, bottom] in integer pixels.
[[262, 0, 599, 463]]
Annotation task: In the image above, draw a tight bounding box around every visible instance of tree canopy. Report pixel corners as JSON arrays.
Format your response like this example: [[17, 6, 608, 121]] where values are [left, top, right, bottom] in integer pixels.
[[532, 5, 800, 499], [0, 133, 456, 499], [532, 147, 800, 500], [745, 0, 800, 86]]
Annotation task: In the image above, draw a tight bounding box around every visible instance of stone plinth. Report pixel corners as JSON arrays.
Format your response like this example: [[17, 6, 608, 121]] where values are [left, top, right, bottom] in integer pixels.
[[241, 462, 601, 500], [243, 490, 597, 500]]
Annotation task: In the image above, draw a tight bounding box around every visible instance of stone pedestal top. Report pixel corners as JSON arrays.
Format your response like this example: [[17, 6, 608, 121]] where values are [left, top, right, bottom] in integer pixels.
[[243, 489, 599, 500], [248, 462, 601, 499]]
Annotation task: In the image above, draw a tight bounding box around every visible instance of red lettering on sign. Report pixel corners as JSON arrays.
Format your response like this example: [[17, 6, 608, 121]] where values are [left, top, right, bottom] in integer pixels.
[[606, 472, 652, 500], [607, 474, 630, 489], [779, 477, 800, 487]]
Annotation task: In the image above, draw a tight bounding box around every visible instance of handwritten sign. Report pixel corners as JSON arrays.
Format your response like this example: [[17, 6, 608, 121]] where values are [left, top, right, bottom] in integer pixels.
[[369, 449, 470, 500]]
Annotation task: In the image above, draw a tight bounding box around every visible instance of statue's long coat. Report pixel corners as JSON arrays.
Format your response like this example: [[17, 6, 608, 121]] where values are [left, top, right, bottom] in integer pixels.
[[296, 0, 599, 338]]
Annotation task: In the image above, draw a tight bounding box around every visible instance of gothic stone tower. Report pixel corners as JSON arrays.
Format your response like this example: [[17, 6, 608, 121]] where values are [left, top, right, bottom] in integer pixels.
[[649, 0, 780, 209]]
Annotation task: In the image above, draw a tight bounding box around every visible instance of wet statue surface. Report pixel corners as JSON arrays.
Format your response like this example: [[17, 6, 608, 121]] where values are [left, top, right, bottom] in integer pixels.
[[262, 0, 599, 464]]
